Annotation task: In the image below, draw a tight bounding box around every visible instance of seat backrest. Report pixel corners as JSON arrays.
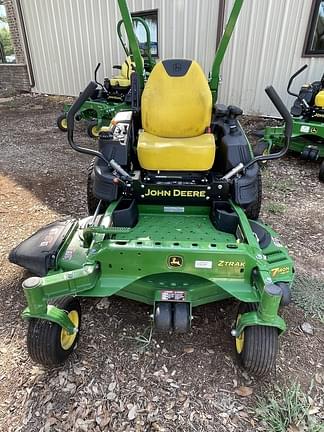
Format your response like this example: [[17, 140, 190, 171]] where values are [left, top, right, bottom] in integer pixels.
[[141, 59, 212, 138], [120, 56, 133, 80], [315, 90, 324, 108]]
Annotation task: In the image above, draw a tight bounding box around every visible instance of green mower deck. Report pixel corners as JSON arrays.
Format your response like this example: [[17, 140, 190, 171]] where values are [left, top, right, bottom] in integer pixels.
[[263, 119, 324, 158], [21, 203, 293, 338]]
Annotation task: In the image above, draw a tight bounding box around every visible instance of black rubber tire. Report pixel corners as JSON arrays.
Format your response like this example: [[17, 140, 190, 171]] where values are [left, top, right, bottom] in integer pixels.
[[235, 302, 278, 377], [87, 120, 101, 138], [244, 169, 262, 220], [253, 140, 268, 156], [276, 282, 291, 307], [27, 296, 81, 366], [56, 113, 68, 132], [154, 302, 172, 331], [319, 160, 324, 182], [173, 303, 191, 333], [87, 158, 108, 215], [252, 129, 265, 139]]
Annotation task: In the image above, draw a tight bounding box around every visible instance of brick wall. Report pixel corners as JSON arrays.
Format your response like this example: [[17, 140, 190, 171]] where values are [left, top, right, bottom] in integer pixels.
[[0, 0, 30, 95], [0, 64, 30, 94], [3, 0, 25, 64]]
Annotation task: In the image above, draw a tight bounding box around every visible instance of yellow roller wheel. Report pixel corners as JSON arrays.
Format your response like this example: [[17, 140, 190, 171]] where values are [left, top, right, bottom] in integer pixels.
[[235, 314, 244, 354], [27, 296, 81, 366], [234, 303, 279, 377], [60, 310, 80, 350], [57, 114, 68, 132]]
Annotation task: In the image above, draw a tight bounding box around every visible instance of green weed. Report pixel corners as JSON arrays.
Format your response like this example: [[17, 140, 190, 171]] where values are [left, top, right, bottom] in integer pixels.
[[256, 382, 323, 432], [264, 202, 286, 214], [293, 275, 324, 323]]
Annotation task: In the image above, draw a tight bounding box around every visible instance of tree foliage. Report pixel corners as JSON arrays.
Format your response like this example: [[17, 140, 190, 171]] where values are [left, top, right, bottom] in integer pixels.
[[0, 27, 14, 56]]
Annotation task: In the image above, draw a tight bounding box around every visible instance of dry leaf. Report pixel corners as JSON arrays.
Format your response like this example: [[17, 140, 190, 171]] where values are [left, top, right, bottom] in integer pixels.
[[287, 424, 303, 432], [234, 386, 253, 397], [314, 373, 322, 384], [301, 322, 313, 335], [309, 407, 320, 415], [108, 382, 116, 391], [107, 392, 116, 401], [183, 347, 194, 353], [128, 404, 137, 420]]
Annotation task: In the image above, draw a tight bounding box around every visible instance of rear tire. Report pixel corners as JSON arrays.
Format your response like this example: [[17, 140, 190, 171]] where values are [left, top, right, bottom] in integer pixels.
[[87, 158, 107, 215], [27, 296, 81, 366], [57, 113, 68, 132], [244, 170, 262, 220], [319, 160, 324, 182], [235, 303, 278, 377], [253, 140, 268, 157]]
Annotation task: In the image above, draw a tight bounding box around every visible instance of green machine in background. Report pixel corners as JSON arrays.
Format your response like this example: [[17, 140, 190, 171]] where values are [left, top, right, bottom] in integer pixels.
[[256, 65, 324, 181], [10, 0, 295, 377], [56, 16, 155, 138]]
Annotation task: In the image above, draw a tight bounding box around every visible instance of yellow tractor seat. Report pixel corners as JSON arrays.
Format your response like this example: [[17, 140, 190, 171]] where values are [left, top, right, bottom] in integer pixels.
[[110, 56, 135, 87], [138, 59, 215, 171], [138, 131, 215, 171]]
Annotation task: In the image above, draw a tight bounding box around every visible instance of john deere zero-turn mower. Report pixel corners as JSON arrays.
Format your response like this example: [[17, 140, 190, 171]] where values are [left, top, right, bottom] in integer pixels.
[[256, 65, 324, 181], [9, 0, 295, 377], [57, 16, 155, 138]]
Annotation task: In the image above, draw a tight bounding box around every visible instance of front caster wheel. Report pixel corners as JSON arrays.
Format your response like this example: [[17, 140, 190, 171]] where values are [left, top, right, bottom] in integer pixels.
[[154, 302, 172, 331], [235, 303, 278, 377], [87, 120, 101, 138], [27, 296, 81, 366], [173, 303, 191, 333], [56, 113, 68, 132]]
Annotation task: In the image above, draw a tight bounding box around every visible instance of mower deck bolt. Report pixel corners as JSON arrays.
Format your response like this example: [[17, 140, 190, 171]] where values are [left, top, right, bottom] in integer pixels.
[[231, 329, 238, 337], [218, 185, 223, 189]]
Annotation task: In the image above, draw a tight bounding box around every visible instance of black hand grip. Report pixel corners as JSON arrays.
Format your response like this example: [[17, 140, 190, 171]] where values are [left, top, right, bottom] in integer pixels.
[[67, 81, 98, 134], [67, 80, 105, 163], [94, 62, 101, 83], [265, 85, 292, 139]]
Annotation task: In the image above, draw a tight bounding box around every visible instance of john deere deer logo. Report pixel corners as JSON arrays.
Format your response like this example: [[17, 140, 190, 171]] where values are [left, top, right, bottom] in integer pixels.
[[168, 256, 183, 268]]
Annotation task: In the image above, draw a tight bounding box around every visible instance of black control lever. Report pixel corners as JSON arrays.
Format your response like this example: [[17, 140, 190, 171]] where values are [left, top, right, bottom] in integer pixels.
[[94, 63, 101, 85], [67, 81, 132, 181], [94, 62, 108, 94], [243, 86, 292, 169], [224, 86, 292, 179], [287, 64, 308, 98]]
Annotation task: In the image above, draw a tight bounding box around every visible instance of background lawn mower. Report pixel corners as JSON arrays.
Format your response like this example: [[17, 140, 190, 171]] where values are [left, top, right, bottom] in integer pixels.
[[255, 64, 324, 181], [56, 16, 155, 138], [10, 0, 295, 378]]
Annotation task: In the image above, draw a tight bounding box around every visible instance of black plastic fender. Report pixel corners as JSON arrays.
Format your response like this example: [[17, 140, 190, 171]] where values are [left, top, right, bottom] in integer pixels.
[[9, 220, 77, 276]]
